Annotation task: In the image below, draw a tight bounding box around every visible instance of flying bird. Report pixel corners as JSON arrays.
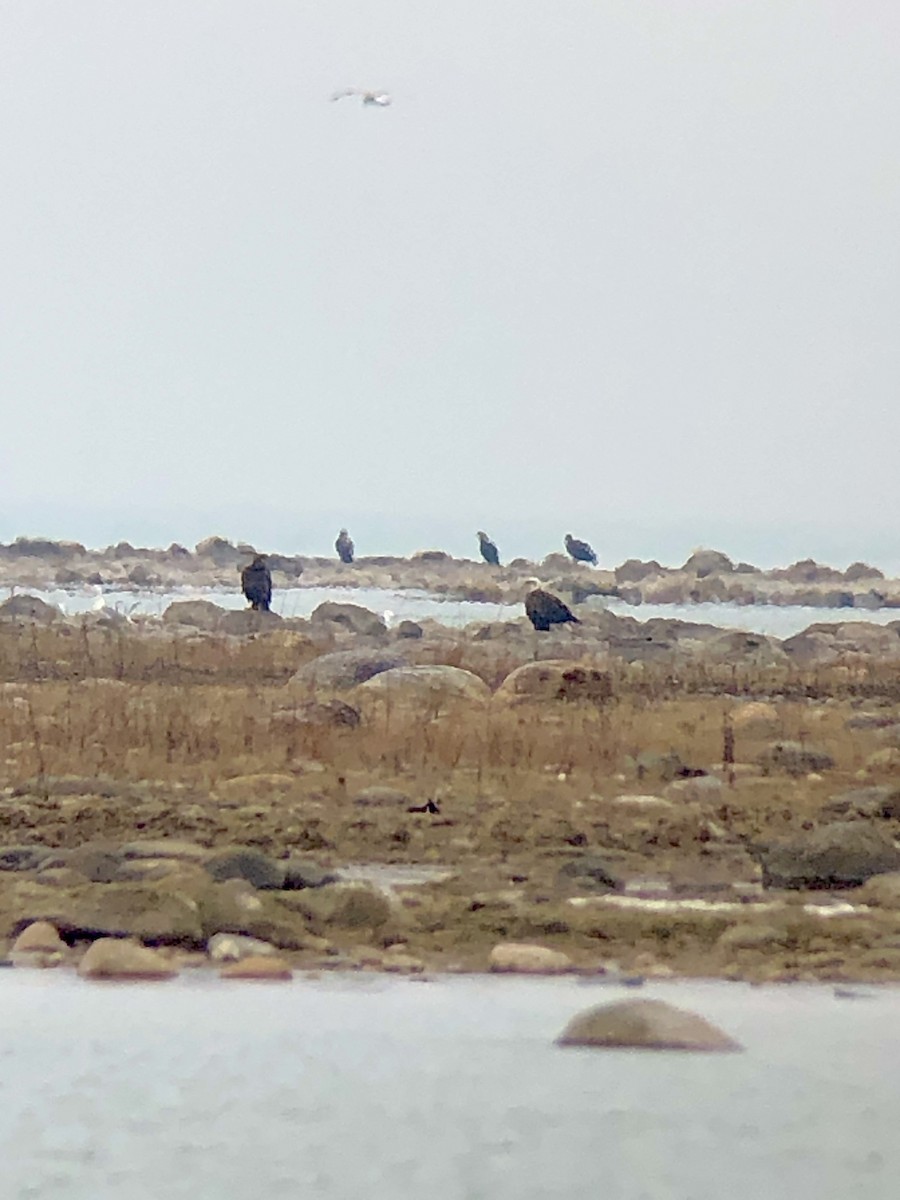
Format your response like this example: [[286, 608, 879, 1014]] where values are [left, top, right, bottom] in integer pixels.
[[335, 529, 355, 564], [565, 533, 598, 566], [240, 555, 272, 612], [331, 88, 392, 107], [524, 580, 580, 632], [477, 531, 500, 566]]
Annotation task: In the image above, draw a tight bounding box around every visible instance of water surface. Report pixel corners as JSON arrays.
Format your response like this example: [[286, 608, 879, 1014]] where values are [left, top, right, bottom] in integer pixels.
[[1, 974, 896, 1199], [4, 585, 899, 640]]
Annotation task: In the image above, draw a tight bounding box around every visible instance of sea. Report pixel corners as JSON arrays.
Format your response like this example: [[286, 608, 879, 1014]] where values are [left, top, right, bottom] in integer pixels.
[[3, 583, 899, 641], [1, 972, 897, 1200]]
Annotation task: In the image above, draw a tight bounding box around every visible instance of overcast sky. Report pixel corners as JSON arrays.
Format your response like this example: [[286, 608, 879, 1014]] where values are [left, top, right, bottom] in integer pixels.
[[1, 2, 898, 565]]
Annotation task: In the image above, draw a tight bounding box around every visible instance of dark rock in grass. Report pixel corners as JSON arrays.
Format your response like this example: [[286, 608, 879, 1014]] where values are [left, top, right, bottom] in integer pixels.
[[204, 848, 286, 890], [0, 846, 54, 873], [757, 741, 835, 776], [757, 822, 900, 890], [821, 786, 900, 820], [281, 859, 340, 890], [635, 751, 686, 783], [273, 700, 361, 729], [557, 855, 621, 893], [557, 998, 742, 1052], [38, 846, 124, 883]]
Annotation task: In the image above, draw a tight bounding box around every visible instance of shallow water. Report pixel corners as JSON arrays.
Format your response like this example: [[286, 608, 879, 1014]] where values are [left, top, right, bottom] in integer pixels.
[[0, 974, 896, 1199], [4, 584, 899, 640]]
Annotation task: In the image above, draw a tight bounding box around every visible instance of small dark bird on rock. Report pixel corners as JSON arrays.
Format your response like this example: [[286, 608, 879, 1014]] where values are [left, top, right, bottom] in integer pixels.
[[477, 531, 500, 566], [335, 528, 355, 564], [524, 580, 580, 631], [240, 555, 272, 612], [407, 799, 441, 814], [565, 533, 598, 565]]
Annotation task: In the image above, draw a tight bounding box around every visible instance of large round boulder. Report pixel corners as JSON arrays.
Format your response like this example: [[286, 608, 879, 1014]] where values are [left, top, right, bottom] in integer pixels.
[[311, 602, 387, 637], [288, 649, 408, 695], [353, 665, 491, 713], [0, 595, 60, 623], [681, 549, 734, 577], [495, 660, 613, 704], [557, 998, 742, 1051]]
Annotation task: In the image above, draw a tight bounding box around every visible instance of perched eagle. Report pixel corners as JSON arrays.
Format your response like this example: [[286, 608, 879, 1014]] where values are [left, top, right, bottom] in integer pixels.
[[335, 528, 355, 564], [565, 533, 598, 565], [331, 88, 392, 107], [524, 580, 580, 632], [240, 555, 272, 612], [477, 531, 500, 566]]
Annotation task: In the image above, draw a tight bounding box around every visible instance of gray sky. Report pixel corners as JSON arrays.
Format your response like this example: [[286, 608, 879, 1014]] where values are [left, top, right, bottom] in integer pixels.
[[1, 2, 899, 565]]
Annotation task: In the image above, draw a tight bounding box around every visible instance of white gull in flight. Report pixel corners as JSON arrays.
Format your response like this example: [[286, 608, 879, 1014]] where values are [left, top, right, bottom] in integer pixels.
[[330, 88, 392, 107]]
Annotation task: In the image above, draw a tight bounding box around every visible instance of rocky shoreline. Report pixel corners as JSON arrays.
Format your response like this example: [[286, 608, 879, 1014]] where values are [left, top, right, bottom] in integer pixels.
[[0, 535, 895, 611], [0, 582, 900, 984]]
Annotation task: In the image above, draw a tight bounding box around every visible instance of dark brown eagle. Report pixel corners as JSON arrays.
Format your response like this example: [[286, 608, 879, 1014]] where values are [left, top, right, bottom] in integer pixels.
[[524, 580, 580, 631], [565, 533, 598, 565], [477, 531, 500, 566], [335, 529, 355, 564], [240, 555, 272, 611]]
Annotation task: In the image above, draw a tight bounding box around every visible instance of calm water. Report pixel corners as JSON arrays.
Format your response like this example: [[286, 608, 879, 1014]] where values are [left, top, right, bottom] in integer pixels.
[[0, 974, 896, 1200], [3, 584, 900, 640]]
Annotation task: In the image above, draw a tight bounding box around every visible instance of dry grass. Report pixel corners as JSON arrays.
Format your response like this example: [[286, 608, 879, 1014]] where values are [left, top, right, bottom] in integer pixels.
[[0, 620, 893, 797]]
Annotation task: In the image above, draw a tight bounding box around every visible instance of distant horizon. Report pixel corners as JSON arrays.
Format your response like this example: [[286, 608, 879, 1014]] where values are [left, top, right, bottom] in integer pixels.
[[1, 504, 897, 576]]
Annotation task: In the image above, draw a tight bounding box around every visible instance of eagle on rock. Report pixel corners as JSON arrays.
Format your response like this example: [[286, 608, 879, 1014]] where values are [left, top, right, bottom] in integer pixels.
[[240, 555, 272, 612], [524, 580, 580, 632]]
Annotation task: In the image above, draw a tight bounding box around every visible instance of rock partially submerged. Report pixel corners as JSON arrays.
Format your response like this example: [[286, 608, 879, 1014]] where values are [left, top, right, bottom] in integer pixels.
[[78, 937, 177, 980], [557, 998, 742, 1052]]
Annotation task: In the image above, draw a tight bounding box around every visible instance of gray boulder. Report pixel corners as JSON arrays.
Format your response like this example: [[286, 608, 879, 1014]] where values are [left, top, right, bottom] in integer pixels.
[[310, 602, 387, 636], [353, 665, 491, 712], [820, 786, 900, 819], [758, 822, 900, 890], [162, 600, 226, 631], [556, 855, 620, 893], [220, 609, 283, 635], [194, 536, 242, 566], [0, 846, 54, 873], [0, 595, 60, 623], [681, 549, 734, 577], [757, 741, 835, 775], [395, 620, 424, 639], [8, 881, 205, 945], [204, 848, 286, 890], [288, 649, 407, 694]]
